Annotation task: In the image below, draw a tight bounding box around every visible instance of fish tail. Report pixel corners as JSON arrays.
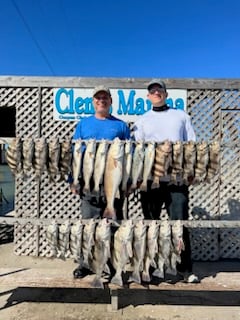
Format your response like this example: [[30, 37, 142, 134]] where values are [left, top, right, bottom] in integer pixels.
[[139, 182, 147, 191], [128, 271, 141, 284], [111, 273, 123, 287], [103, 208, 116, 220], [91, 276, 104, 289], [141, 271, 151, 283]]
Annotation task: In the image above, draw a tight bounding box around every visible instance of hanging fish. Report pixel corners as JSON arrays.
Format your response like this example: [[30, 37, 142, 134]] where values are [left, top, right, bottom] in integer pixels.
[[82, 139, 97, 195], [170, 141, 183, 185], [152, 140, 172, 189], [6, 137, 23, 175], [46, 221, 59, 257], [111, 219, 134, 287], [72, 139, 83, 191], [58, 220, 71, 259], [130, 141, 145, 190], [69, 218, 84, 263], [121, 140, 133, 194], [182, 141, 196, 185], [90, 218, 112, 289], [142, 220, 159, 282], [140, 141, 155, 191], [48, 137, 61, 182], [59, 139, 72, 182], [92, 140, 109, 197], [103, 138, 124, 220], [194, 141, 209, 184], [128, 219, 147, 284], [22, 137, 35, 178], [33, 137, 48, 179], [206, 141, 221, 183]]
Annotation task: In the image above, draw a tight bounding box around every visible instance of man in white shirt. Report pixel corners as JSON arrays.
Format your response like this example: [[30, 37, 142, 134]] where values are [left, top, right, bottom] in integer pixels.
[[133, 79, 199, 283]]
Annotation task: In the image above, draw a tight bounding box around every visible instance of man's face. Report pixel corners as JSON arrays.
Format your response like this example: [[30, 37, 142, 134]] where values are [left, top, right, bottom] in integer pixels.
[[147, 85, 168, 106], [93, 91, 112, 115]]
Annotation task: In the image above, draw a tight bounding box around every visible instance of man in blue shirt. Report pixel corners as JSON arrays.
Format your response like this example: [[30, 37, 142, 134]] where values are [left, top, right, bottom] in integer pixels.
[[70, 85, 130, 278], [133, 80, 199, 284]]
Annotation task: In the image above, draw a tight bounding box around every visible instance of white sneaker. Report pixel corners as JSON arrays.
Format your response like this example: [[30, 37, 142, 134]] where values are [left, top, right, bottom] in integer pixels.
[[183, 272, 200, 283]]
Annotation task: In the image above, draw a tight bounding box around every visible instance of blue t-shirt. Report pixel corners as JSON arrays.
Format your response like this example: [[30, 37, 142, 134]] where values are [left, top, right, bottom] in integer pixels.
[[73, 115, 130, 140]]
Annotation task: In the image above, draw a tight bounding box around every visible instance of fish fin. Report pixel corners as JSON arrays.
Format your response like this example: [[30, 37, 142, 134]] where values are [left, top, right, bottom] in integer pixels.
[[126, 242, 133, 258], [152, 268, 164, 279], [141, 271, 151, 283], [115, 189, 120, 199], [111, 274, 123, 287], [91, 276, 104, 289]]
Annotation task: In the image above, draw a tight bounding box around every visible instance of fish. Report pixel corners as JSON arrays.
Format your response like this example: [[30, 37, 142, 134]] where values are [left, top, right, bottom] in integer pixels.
[[92, 140, 109, 197], [205, 141, 220, 183], [72, 139, 83, 191], [194, 141, 209, 184], [69, 218, 84, 263], [111, 219, 134, 287], [103, 138, 124, 220], [90, 218, 112, 289], [140, 142, 155, 191], [82, 139, 97, 194], [33, 137, 48, 179], [182, 141, 196, 185], [82, 218, 97, 270], [128, 219, 147, 284], [167, 220, 185, 276], [6, 137, 23, 175], [130, 141, 145, 190], [48, 137, 61, 182], [46, 221, 59, 257], [121, 140, 133, 194], [152, 220, 171, 279], [152, 140, 172, 189], [22, 137, 35, 178], [170, 141, 183, 185], [142, 220, 159, 282], [59, 139, 72, 182], [58, 220, 71, 259]]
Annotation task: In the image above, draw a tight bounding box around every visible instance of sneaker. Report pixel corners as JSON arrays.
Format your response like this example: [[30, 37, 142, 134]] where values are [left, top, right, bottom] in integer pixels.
[[183, 272, 200, 283], [73, 267, 90, 279]]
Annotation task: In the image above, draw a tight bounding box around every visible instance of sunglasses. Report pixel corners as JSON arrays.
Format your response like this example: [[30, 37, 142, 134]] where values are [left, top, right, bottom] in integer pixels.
[[149, 88, 166, 94]]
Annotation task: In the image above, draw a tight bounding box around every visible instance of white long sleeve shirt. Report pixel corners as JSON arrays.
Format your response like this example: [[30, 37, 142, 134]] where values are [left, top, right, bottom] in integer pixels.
[[133, 108, 196, 142]]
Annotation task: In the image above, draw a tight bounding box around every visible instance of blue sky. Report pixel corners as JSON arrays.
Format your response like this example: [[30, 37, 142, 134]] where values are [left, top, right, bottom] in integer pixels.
[[1, 0, 240, 78]]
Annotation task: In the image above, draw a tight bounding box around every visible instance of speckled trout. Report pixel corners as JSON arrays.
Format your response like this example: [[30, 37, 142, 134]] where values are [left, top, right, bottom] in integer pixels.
[[130, 141, 144, 190], [142, 220, 159, 282], [48, 137, 61, 182], [170, 141, 183, 185], [140, 142, 155, 191], [128, 219, 147, 284], [111, 219, 134, 287], [59, 139, 72, 182], [72, 139, 83, 191], [167, 220, 184, 275], [82, 139, 97, 194], [121, 140, 133, 194], [92, 140, 109, 196], [91, 218, 112, 289]]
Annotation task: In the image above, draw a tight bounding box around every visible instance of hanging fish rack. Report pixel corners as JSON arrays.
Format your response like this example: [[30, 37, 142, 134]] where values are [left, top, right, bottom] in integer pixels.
[[2, 216, 240, 228]]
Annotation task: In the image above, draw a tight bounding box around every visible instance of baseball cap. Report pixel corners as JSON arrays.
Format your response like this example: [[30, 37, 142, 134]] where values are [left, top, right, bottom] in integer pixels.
[[92, 85, 111, 97], [147, 79, 166, 91]]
